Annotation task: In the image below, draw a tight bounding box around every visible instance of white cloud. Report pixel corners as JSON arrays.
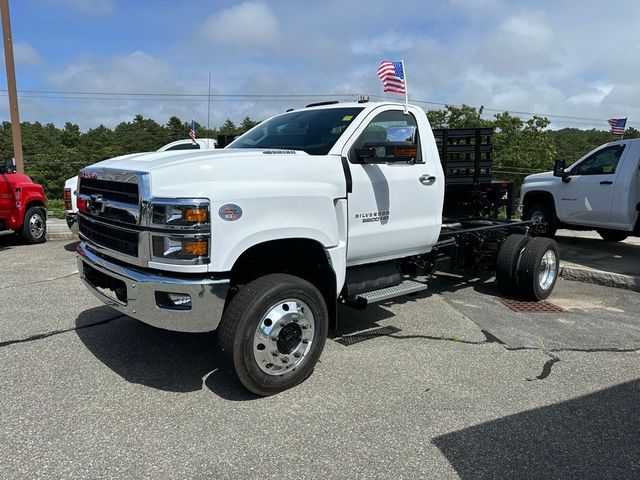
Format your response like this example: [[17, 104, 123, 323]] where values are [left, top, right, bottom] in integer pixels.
[[35, 51, 213, 128], [199, 1, 279, 52], [351, 32, 416, 55], [567, 86, 613, 105], [0, 42, 42, 66], [478, 12, 557, 76]]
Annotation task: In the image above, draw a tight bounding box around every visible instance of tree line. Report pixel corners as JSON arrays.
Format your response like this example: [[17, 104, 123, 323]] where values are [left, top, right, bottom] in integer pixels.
[[0, 107, 636, 200], [0, 115, 258, 199]]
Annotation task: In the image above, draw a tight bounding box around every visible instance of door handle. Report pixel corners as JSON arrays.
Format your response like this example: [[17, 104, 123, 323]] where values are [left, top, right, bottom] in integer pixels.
[[600, 180, 613, 185], [419, 174, 436, 185]]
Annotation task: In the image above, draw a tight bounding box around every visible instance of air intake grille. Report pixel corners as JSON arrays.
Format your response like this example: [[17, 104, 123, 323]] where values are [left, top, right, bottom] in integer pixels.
[[79, 178, 139, 204], [79, 218, 139, 257]]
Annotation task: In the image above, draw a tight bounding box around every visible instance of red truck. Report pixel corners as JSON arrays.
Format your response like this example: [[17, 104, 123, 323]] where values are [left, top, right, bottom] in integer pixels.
[[0, 157, 47, 243]]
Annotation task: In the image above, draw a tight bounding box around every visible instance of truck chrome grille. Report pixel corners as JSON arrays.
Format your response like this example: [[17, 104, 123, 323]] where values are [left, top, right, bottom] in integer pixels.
[[78, 217, 139, 257], [79, 178, 139, 204]]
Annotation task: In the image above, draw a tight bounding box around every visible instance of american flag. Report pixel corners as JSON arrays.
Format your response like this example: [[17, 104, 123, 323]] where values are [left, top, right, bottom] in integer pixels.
[[608, 118, 626, 135], [189, 119, 196, 142], [377, 61, 406, 94]]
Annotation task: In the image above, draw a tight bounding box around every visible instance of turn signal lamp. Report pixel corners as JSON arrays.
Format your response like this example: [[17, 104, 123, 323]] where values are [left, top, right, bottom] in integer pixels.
[[182, 207, 208, 223]]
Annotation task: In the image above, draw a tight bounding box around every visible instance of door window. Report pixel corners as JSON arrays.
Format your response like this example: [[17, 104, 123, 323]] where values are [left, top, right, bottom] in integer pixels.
[[573, 145, 625, 175], [351, 110, 421, 163]]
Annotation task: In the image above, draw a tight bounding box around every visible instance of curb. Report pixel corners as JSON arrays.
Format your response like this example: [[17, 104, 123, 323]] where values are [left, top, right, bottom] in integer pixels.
[[46, 232, 78, 241], [560, 264, 640, 293]]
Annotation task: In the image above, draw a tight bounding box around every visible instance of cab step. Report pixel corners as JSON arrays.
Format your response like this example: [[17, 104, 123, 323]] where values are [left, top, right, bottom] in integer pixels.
[[350, 280, 428, 306]]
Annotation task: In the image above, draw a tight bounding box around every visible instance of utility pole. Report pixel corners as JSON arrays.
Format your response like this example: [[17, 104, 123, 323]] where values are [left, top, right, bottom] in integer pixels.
[[0, 0, 23, 173]]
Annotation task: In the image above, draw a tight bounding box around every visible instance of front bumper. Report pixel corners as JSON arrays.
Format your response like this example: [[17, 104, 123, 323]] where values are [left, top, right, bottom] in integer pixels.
[[65, 212, 77, 234], [76, 242, 230, 332]]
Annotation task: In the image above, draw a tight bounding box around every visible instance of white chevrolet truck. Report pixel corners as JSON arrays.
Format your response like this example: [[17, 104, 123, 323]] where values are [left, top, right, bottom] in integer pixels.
[[76, 101, 560, 395], [521, 139, 640, 241]]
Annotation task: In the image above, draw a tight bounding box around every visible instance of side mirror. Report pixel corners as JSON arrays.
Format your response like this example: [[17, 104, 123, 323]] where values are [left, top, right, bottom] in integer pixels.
[[386, 125, 416, 143], [553, 158, 570, 182], [0, 157, 16, 174]]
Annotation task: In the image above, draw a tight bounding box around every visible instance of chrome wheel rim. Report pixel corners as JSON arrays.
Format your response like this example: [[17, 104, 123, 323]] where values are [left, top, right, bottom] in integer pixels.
[[29, 213, 45, 239], [253, 299, 315, 376], [538, 250, 557, 291]]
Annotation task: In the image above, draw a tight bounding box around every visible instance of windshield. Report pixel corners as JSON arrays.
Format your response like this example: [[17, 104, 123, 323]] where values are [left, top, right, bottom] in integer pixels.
[[227, 107, 364, 155]]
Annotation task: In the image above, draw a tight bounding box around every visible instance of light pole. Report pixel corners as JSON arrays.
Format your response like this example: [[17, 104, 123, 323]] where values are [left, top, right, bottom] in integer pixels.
[[0, 0, 23, 173]]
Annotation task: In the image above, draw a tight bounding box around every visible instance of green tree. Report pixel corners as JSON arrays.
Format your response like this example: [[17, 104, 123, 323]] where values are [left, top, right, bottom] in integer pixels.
[[239, 116, 259, 133], [492, 113, 556, 183], [219, 118, 238, 136]]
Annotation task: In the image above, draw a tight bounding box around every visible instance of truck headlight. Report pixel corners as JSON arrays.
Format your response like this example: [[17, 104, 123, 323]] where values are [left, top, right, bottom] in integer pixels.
[[149, 200, 211, 264], [152, 201, 209, 227], [152, 236, 209, 260]]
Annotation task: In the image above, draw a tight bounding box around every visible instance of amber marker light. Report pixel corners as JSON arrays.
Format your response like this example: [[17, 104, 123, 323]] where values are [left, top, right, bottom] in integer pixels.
[[183, 240, 208, 256], [182, 207, 209, 223]]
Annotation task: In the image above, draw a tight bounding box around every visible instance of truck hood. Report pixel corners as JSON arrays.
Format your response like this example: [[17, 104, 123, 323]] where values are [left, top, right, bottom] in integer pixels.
[[86, 148, 346, 200], [524, 171, 554, 183]]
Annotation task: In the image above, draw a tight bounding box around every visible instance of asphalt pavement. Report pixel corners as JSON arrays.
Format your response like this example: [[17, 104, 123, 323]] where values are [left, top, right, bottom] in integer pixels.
[[0, 235, 638, 479]]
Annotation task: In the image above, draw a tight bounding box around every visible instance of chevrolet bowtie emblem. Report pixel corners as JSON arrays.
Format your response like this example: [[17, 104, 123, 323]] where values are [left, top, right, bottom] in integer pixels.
[[89, 194, 105, 215]]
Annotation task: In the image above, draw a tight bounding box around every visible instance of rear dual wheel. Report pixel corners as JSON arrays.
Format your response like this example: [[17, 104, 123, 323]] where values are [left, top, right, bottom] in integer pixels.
[[497, 235, 559, 301], [217, 274, 328, 396]]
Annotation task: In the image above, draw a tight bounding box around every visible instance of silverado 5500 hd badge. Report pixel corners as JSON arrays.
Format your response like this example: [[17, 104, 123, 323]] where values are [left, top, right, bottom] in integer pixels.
[[355, 211, 390, 223]]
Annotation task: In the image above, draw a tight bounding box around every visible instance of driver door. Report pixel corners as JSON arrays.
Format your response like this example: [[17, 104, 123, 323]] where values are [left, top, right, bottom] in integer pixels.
[[557, 145, 625, 225], [0, 173, 12, 220], [343, 107, 443, 265]]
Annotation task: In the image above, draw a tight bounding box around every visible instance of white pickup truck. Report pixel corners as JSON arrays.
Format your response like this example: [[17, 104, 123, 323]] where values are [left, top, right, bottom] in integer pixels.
[[64, 138, 217, 232], [521, 139, 640, 241], [76, 101, 560, 395]]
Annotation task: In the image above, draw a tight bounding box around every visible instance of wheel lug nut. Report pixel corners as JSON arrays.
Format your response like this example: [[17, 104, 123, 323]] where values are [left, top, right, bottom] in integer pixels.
[[294, 352, 301, 358], [281, 356, 289, 363], [302, 338, 309, 344], [302, 325, 308, 330], [270, 335, 278, 341], [292, 315, 299, 322], [271, 350, 279, 356]]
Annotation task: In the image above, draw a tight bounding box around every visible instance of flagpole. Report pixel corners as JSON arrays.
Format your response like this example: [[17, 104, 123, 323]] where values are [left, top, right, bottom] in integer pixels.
[[402, 59, 408, 113]]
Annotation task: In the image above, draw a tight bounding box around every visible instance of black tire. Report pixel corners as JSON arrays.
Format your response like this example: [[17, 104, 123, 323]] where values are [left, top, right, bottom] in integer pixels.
[[525, 202, 557, 238], [596, 229, 629, 242], [516, 237, 560, 301], [496, 234, 531, 295], [217, 273, 328, 396], [20, 207, 47, 244]]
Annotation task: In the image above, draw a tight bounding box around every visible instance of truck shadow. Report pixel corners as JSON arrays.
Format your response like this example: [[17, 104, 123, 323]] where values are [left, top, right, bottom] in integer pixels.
[[74, 276, 508, 402], [0, 233, 14, 251], [74, 306, 256, 401], [64, 240, 80, 252], [556, 234, 640, 277], [433, 378, 640, 479]]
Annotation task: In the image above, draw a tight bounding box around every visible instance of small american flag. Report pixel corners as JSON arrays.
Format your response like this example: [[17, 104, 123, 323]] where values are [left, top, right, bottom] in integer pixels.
[[189, 119, 196, 142], [377, 61, 406, 94], [608, 118, 626, 135]]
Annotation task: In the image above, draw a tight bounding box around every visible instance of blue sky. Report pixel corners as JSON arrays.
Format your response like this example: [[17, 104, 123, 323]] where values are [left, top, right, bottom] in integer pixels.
[[1, 0, 639, 130]]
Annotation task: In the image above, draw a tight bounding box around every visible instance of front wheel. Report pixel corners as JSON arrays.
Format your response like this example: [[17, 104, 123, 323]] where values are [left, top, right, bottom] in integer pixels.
[[596, 229, 629, 242], [20, 207, 47, 244], [217, 274, 328, 396]]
